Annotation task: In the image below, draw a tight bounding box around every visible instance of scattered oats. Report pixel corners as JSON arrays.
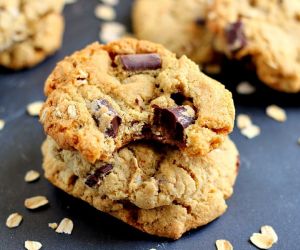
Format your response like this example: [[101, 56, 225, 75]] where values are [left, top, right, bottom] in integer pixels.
[[100, 22, 126, 43], [6, 213, 23, 228], [24, 241, 42, 250], [237, 114, 252, 129], [266, 105, 287, 122], [24, 170, 40, 182], [261, 225, 278, 243], [101, 0, 119, 6], [250, 233, 274, 249], [24, 196, 49, 210], [241, 124, 260, 139], [27, 101, 44, 116], [64, 0, 77, 4], [204, 64, 221, 74], [236, 81, 256, 94], [76, 69, 89, 85], [48, 222, 58, 230], [216, 239, 233, 250], [67, 104, 77, 119], [56, 218, 74, 234], [0, 119, 5, 130], [95, 4, 116, 21]]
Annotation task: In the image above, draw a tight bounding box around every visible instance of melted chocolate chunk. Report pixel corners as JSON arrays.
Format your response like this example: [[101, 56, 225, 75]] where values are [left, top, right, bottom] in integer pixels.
[[90, 99, 122, 138], [195, 17, 206, 26], [85, 164, 113, 187], [170, 93, 186, 105], [225, 20, 247, 52], [153, 105, 195, 145], [119, 53, 162, 71]]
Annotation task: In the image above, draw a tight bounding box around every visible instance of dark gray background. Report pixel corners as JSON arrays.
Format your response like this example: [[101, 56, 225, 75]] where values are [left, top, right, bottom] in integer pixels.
[[0, 0, 299, 249]]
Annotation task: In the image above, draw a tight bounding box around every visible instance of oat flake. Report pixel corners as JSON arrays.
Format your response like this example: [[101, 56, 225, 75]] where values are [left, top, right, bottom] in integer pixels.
[[250, 233, 274, 249], [236, 81, 256, 94], [24, 241, 42, 250], [48, 222, 58, 230], [266, 105, 287, 122], [216, 239, 233, 250], [241, 124, 260, 139], [95, 4, 116, 20], [261, 225, 278, 243], [0, 119, 5, 130], [237, 114, 252, 129], [25, 170, 40, 182], [67, 104, 77, 119], [101, 0, 119, 6], [27, 101, 44, 116], [64, 0, 77, 4], [56, 218, 74, 234], [24, 196, 49, 209], [6, 213, 23, 228], [100, 22, 126, 43]]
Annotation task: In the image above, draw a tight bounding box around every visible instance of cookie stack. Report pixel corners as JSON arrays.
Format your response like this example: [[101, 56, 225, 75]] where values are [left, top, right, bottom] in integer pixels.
[[0, 0, 64, 69], [134, 0, 300, 93], [40, 38, 239, 239]]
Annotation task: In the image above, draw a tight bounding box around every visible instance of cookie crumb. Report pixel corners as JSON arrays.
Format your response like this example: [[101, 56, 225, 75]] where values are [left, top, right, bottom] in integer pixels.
[[24, 170, 40, 182], [6, 213, 23, 228], [48, 222, 58, 230], [250, 233, 274, 249], [236, 81, 256, 94], [261, 225, 278, 243], [241, 124, 260, 139], [101, 0, 119, 6], [24, 240, 42, 250], [95, 4, 116, 20], [266, 105, 286, 122], [27, 101, 44, 116], [216, 239, 233, 250], [56, 218, 74, 234], [100, 22, 126, 43], [24, 196, 49, 210], [237, 114, 252, 129], [0, 119, 5, 130], [67, 105, 77, 119]]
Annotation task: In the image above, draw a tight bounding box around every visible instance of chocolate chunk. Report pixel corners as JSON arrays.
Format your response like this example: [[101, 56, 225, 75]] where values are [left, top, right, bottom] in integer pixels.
[[153, 105, 195, 144], [85, 164, 113, 187], [195, 17, 206, 26], [119, 53, 162, 71], [170, 93, 186, 105], [90, 99, 121, 138], [225, 20, 247, 52]]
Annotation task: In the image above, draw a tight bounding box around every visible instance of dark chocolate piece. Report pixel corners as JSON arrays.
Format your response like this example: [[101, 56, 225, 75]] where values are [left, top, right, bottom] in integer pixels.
[[119, 53, 162, 71], [90, 99, 121, 138], [225, 20, 247, 52], [195, 17, 206, 26], [85, 164, 113, 187]]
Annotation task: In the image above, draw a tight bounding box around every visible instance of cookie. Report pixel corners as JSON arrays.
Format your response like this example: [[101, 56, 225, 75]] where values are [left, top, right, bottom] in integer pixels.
[[207, 0, 300, 93], [0, 0, 64, 70], [42, 136, 239, 239], [40, 38, 235, 163], [133, 0, 217, 65]]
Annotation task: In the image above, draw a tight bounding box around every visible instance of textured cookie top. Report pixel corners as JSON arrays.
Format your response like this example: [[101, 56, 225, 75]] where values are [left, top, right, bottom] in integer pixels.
[[41, 38, 235, 163], [0, 0, 64, 52], [133, 0, 216, 64], [208, 0, 300, 92], [45, 136, 239, 210]]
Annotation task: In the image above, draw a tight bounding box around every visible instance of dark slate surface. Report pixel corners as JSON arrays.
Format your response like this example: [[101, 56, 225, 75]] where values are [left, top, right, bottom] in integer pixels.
[[0, 0, 299, 249]]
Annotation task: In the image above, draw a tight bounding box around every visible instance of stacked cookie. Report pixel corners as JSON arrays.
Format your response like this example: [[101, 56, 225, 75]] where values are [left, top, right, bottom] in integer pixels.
[[134, 0, 300, 93], [0, 0, 65, 69], [40, 38, 238, 239]]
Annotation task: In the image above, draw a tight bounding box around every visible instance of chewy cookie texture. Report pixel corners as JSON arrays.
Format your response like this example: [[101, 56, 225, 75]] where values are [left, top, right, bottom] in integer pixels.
[[42, 136, 239, 239], [40, 38, 235, 163], [0, 0, 64, 69], [134, 0, 300, 93]]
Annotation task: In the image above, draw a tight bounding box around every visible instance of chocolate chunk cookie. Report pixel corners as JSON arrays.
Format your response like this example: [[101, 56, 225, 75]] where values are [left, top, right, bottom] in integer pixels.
[[42, 136, 239, 239], [207, 0, 300, 92], [40, 38, 235, 163], [0, 0, 64, 69], [133, 0, 217, 65]]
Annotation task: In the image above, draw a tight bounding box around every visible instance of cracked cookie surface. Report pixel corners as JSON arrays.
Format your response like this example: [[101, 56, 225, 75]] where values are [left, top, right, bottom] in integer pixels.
[[207, 0, 300, 92], [133, 0, 217, 65], [42, 136, 239, 239], [0, 0, 64, 69], [40, 38, 235, 163]]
